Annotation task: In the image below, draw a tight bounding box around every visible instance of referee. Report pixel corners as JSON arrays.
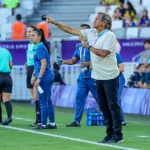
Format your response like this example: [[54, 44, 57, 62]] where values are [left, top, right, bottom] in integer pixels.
[[46, 12, 123, 143], [0, 47, 13, 125]]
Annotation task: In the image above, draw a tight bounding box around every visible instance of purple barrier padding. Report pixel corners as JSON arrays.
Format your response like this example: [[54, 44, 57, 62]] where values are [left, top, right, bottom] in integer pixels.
[[121, 88, 150, 115], [119, 39, 145, 62], [51, 85, 150, 116], [51, 85, 99, 109], [0, 41, 28, 65], [62, 39, 147, 62], [0, 41, 50, 65]]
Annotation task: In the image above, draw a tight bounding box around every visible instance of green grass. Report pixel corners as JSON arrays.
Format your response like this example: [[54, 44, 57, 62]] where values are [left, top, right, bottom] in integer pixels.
[[0, 102, 150, 150]]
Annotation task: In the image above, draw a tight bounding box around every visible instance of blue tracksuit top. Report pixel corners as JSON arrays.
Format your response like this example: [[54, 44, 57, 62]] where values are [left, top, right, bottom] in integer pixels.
[[33, 42, 53, 80], [73, 43, 91, 79]]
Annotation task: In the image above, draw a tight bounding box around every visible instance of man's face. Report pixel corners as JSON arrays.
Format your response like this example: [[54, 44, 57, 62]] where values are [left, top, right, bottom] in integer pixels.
[[94, 14, 103, 29]]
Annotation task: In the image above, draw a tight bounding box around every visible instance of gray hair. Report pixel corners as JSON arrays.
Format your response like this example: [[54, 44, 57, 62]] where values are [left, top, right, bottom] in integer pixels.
[[98, 12, 112, 30]]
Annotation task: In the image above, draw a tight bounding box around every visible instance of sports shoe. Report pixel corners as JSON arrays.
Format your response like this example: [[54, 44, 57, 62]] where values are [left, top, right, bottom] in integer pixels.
[[35, 124, 47, 129], [47, 124, 57, 129], [66, 121, 80, 127], [99, 135, 112, 143], [1, 118, 12, 125], [107, 136, 124, 143], [122, 122, 127, 126]]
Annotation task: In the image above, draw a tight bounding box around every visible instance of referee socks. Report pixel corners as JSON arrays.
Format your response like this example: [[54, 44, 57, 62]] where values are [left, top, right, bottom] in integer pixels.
[[4, 101, 12, 119]]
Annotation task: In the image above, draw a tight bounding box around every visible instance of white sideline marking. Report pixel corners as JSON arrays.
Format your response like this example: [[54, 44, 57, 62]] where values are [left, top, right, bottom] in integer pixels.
[[0, 126, 140, 150], [138, 136, 150, 138]]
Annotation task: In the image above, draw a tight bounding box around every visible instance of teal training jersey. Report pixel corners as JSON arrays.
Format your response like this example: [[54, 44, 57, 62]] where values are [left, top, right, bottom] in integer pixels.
[[27, 43, 35, 66], [0, 48, 12, 72]]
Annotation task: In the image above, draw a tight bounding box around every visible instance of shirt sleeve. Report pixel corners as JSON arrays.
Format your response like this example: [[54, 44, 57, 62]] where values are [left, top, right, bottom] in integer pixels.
[[36, 45, 47, 60], [102, 33, 116, 52], [116, 53, 123, 64], [80, 29, 89, 41], [8, 52, 12, 61], [73, 44, 80, 59]]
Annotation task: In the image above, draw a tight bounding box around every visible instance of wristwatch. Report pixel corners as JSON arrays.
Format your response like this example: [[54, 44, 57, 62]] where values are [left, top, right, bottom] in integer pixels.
[[38, 77, 42, 80], [88, 45, 92, 50]]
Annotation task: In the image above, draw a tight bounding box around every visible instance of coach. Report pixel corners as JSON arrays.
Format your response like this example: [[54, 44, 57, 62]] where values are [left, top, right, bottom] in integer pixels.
[[46, 12, 123, 143]]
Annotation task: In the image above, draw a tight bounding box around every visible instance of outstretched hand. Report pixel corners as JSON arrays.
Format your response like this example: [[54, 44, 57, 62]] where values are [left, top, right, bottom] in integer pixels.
[[45, 16, 55, 24]]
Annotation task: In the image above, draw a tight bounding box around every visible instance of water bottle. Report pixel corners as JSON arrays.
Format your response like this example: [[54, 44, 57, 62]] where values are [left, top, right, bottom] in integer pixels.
[[37, 86, 44, 94], [57, 52, 62, 66]]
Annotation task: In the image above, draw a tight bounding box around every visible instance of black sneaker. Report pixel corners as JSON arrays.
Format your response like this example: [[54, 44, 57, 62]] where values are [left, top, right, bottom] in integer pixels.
[[47, 124, 57, 129], [66, 121, 80, 127], [1, 118, 12, 125], [122, 122, 127, 126], [35, 124, 47, 129], [107, 136, 124, 143], [99, 135, 112, 143]]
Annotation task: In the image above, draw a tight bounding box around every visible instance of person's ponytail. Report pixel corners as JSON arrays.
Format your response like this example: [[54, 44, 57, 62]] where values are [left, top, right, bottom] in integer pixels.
[[39, 28, 50, 54]]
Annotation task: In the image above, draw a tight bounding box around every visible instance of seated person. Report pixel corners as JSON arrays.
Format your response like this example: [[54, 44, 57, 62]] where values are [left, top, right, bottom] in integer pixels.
[[126, 64, 142, 88], [123, 1, 137, 20], [112, 7, 123, 20], [137, 10, 150, 27], [138, 40, 150, 88], [53, 62, 65, 85], [124, 16, 136, 27]]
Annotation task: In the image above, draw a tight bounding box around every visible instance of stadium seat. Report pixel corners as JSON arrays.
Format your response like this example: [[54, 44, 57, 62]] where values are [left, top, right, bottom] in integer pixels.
[[114, 28, 126, 39], [130, 0, 140, 6], [139, 27, 150, 38], [135, 5, 145, 16], [0, 8, 12, 18], [21, 0, 34, 11], [142, 0, 150, 6], [95, 6, 107, 14], [126, 27, 139, 39], [1, 23, 12, 34], [112, 20, 123, 30], [0, 17, 7, 24], [14, 8, 28, 17]]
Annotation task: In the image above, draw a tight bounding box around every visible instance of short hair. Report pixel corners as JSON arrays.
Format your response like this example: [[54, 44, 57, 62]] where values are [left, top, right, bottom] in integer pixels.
[[16, 14, 22, 20], [41, 15, 46, 21], [80, 24, 91, 29], [98, 12, 112, 30], [144, 39, 150, 44]]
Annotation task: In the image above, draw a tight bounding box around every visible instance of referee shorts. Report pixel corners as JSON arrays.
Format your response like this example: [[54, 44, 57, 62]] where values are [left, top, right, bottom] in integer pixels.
[[26, 66, 34, 89], [0, 72, 13, 93]]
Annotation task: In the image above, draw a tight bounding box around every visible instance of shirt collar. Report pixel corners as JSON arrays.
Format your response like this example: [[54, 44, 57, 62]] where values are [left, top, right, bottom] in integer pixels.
[[98, 29, 108, 37], [34, 42, 43, 49]]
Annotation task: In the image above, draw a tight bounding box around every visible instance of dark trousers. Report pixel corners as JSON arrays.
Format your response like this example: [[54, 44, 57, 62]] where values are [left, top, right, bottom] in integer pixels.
[[96, 76, 123, 138]]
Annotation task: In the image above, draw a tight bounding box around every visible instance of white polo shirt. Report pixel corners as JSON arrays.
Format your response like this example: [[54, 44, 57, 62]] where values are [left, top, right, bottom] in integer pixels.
[[80, 28, 119, 80]]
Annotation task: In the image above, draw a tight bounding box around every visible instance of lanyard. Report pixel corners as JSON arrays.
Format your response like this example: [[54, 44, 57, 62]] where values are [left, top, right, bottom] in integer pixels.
[[80, 46, 86, 59]]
